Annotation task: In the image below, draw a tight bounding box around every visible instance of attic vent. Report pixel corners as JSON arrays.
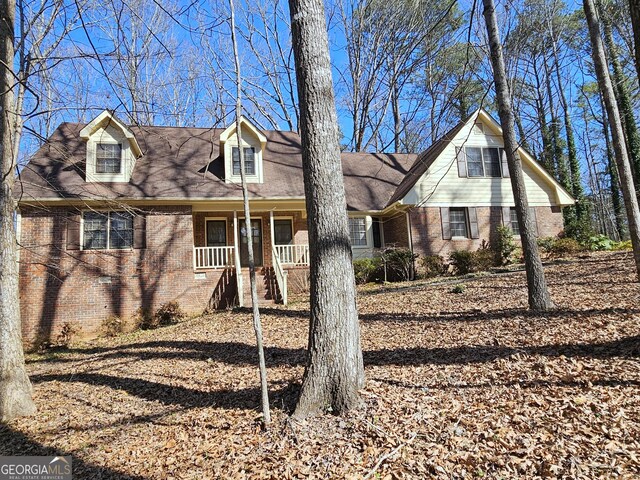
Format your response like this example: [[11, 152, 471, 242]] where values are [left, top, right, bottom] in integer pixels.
[[474, 122, 484, 134]]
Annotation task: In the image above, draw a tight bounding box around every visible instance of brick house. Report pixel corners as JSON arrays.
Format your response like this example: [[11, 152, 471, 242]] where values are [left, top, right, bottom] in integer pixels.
[[16, 109, 573, 342]]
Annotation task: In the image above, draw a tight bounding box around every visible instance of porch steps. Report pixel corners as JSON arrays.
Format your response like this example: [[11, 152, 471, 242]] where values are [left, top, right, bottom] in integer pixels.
[[239, 268, 281, 307]]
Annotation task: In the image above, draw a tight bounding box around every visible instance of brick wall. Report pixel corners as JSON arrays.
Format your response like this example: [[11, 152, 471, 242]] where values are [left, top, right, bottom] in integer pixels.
[[19, 205, 233, 344], [409, 206, 565, 258], [382, 212, 409, 247]]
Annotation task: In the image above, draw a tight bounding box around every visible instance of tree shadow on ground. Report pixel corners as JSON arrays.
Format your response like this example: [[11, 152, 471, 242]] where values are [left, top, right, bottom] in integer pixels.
[[0, 426, 146, 479], [29, 372, 301, 414], [27, 332, 639, 371]]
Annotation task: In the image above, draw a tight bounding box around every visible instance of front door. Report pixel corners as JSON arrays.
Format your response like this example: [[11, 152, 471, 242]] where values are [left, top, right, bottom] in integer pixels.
[[239, 219, 263, 267]]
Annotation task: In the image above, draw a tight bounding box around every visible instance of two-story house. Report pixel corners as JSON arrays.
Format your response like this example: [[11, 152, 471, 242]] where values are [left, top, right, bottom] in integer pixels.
[[16, 109, 573, 342]]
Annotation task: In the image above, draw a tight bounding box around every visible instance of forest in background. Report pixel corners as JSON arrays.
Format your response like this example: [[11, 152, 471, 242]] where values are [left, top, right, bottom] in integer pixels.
[[13, 0, 639, 239]]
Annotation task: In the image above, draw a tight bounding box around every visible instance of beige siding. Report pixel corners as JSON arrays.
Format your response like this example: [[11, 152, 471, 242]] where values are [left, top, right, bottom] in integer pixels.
[[403, 121, 562, 207]]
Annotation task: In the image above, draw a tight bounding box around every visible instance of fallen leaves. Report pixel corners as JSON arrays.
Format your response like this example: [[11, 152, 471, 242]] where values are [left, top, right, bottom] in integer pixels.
[[0, 251, 638, 478]]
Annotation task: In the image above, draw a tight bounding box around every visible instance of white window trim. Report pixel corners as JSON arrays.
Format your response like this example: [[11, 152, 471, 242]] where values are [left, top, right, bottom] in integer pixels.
[[348, 215, 373, 249], [86, 137, 132, 183], [224, 137, 264, 184], [80, 209, 134, 251], [205, 217, 228, 247], [449, 207, 470, 240]]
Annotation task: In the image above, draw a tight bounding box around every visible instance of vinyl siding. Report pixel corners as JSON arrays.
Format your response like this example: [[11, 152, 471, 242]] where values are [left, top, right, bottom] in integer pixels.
[[403, 121, 562, 207]]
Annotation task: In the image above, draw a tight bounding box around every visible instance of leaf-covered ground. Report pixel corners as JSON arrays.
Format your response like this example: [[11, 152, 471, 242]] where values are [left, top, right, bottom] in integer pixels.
[[2, 251, 639, 479]]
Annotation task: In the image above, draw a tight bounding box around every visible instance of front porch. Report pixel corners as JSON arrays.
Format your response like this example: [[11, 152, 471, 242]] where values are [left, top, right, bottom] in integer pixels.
[[191, 210, 309, 306]]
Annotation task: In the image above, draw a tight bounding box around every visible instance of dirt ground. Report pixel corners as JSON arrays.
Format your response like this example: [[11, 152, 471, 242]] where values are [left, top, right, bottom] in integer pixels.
[[1, 251, 639, 479]]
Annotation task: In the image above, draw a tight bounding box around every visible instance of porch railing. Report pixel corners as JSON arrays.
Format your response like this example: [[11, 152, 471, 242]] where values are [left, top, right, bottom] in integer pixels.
[[274, 244, 309, 266], [193, 246, 235, 270], [272, 249, 288, 305]]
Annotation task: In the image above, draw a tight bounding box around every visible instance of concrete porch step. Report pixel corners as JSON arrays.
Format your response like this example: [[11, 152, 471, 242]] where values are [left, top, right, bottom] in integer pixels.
[[239, 268, 280, 306]]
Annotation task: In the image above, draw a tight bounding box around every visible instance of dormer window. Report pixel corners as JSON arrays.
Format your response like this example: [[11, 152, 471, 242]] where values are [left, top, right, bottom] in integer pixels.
[[232, 147, 256, 176], [219, 116, 267, 184], [80, 110, 142, 183], [96, 143, 122, 174]]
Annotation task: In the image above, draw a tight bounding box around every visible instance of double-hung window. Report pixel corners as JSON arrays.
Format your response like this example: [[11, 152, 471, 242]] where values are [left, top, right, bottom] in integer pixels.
[[232, 147, 256, 176], [83, 211, 133, 250], [349, 217, 367, 246], [463, 147, 502, 178], [449, 208, 468, 238], [510, 208, 520, 235], [96, 143, 122, 173]]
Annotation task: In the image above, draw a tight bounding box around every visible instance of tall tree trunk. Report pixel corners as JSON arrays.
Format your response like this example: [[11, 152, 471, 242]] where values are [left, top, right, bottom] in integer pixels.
[[0, 0, 36, 423], [533, 58, 553, 172], [603, 14, 640, 192], [601, 97, 626, 239], [288, 0, 364, 417], [229, 0, 270, 426], [628, 0, 640, 80], [584, 0, 640, 278], [482, 0, 554, 311], [551, 35, 587, 233]]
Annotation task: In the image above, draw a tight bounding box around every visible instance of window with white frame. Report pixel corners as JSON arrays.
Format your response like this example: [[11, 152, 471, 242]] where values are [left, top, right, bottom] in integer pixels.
[[96, 143, 122, 174], [348, 217, 367, 246], [232, 147, 256, 176], [83, 211, 133, 250], [510, 207, 520, 235], [464, 147, 502, 178], [449, 208, 468, 238]]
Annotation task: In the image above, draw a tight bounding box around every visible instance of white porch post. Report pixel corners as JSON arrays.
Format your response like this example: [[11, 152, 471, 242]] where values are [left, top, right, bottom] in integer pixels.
[[233, 211, 244, 307], [270, 210, 275, 261]]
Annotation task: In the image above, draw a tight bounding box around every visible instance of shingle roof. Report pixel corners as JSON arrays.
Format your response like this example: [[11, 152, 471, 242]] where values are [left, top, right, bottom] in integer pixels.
[[16, 123, 417, 212]]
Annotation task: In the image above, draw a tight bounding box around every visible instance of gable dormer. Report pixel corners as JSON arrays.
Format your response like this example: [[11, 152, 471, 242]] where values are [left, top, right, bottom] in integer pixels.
[[219, 117, 267, 184], [80, 110, 142, 183]]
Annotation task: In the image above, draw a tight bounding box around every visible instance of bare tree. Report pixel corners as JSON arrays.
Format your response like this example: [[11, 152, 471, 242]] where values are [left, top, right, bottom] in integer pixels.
[[584, 0, 640, 278], [229, 0, 270, 426], [0, 0, 36, 422], [482, 0, 554, 311], [288, 0, 364, 417]]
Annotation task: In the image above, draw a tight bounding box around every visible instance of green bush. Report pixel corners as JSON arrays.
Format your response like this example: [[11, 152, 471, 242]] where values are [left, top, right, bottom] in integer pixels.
[[537, 237, 556, 254], [495, 225, 517, 265], [473, 248, 496, 272], [419, 255, 446, 278], [353, 257, 382, 284], [583, 234, 614, 251], [550, 237, 584, 257], [612, 240, 632, 251], [155, 301, 187, 326], [380, 248, 417, 282], [449, 250, 475, 275], [450, 284, 465, 294], [449, 248, 496, 275]]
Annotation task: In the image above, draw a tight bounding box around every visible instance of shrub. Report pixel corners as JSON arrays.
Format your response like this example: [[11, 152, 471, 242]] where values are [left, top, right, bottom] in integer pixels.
[[55, 322, 79, 348], [495, 225, 517, 265], [353, 257, 382, 284], [419, 255, 446, 278], [612, 240, 632, 251], [473, 248, 496, 272], [537, 237, 556, 254], [102, 315, 124, 337], [379, 248, 417, 282], [449, 250, 474, 275], [155, 301, 187, 326], [133, 307, 156, 330], [450, 284, 465, 294], [583, 234, 614, 251], [449, 248, 496, 275], [550, 237, 583, 257]]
